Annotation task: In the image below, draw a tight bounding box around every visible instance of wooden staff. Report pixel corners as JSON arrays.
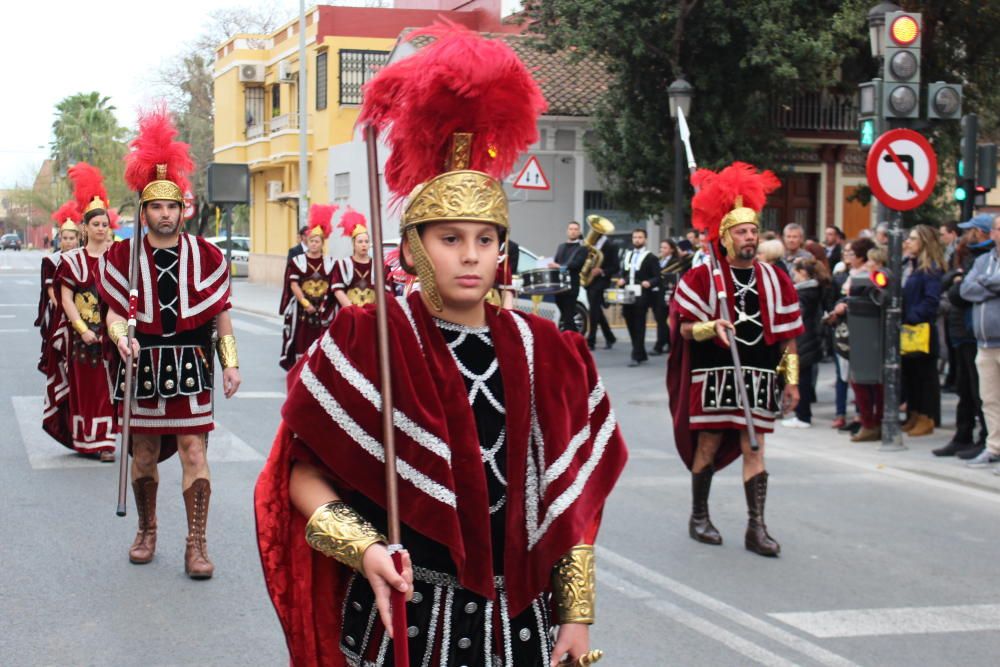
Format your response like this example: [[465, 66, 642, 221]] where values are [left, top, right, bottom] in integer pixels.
[[363, 124, 409, 666], [116, 202, 144, 515]]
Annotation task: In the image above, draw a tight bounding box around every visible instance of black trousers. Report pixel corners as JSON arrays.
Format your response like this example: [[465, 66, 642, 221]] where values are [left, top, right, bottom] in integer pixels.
[[586, 279, 615, 345], [954, 341, 986, 443], [901, 353, 941, 422], [622, 293, 651, 362], [555, 286, 580, 332], [651, 289, 669, 351]]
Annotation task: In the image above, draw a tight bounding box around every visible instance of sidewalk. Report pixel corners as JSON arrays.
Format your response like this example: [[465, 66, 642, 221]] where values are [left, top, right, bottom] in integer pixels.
[[231, 278, 282, 319]]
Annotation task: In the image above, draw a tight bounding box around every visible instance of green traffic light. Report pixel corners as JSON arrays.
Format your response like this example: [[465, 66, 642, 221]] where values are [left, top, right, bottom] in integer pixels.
[[860, 120, 875, 148], [955, 187, 967, 201], [958, 159, 965, 178]]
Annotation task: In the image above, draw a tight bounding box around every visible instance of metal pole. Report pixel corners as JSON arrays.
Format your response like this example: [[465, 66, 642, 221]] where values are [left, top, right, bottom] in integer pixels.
[[225, 205, 233, 269], [673, 122, 684, 237], [880, 204, 906, 451], [297, 0, 309, 232]]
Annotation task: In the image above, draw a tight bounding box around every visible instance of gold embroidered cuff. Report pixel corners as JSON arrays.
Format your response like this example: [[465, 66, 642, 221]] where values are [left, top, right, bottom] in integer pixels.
[[691, 320, 718, 342], [71, 319, 90, 336], [216, 334, 239, 369], [298, 297, 311, 309], [552, 544, 596, 625], [108, 320, 128, 345], [305, 501, 387, 573], [777, 350, 799, 385]]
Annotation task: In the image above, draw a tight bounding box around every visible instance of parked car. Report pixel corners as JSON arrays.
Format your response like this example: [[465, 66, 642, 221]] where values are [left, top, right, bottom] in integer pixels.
[[1, 233, 22, 251], [204, 235, 249, 277]]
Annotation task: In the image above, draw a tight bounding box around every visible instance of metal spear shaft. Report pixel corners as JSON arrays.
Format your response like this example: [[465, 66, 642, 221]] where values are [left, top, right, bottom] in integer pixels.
[[677, 109, 760, 451], [116, 201, 144, 515], [364, 125, 410, 666]]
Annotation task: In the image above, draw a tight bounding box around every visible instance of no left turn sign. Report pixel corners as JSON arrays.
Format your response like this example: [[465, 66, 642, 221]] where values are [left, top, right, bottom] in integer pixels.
[[865, 128, 938, 211]]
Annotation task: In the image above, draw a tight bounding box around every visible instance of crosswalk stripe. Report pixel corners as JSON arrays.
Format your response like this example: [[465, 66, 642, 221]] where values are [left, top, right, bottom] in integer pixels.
[[231, 317, 281, 336], [770, 604, 1000, 638], [11, 396, 262, 470], [235, 391, 286, 399]]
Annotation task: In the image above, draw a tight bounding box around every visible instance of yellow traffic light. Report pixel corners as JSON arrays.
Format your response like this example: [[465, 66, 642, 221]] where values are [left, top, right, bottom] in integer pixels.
[[890, 15, 919, 45]]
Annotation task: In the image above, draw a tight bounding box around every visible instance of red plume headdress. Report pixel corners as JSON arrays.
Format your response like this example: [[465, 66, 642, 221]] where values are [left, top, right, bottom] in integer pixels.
[[306, 203, 337, 239], [52, 200, 81, 233], [337, 207, 368, 239], [108, 208, 121, 231], [690, 162, 781, 242], [68, 162, 110, 219], [124, 104, 193, 204]]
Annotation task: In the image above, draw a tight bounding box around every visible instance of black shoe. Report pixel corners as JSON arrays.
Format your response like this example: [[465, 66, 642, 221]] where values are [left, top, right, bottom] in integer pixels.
[[587, 340, 596, 351], [650, 347, 664, 356], [605, 338, 616, 350], [627, 360, 639, 367], [933, 440, 973, 457], [957, 444, 985, 460], [847, 421, 862, 435]]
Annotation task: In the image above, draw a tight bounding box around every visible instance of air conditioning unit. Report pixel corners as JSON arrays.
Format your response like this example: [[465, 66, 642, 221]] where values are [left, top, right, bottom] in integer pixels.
[[266, 181, 283, 201], [238, 63, 265, 83], [278, 60, 296, 83]]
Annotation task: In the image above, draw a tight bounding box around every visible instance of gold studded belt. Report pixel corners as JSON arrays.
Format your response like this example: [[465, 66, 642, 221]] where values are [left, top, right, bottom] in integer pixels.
[[113, 344, 213, 401]]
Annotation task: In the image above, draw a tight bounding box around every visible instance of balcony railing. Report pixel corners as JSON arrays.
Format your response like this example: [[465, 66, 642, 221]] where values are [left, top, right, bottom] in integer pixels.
[[269, 113, 299, 133], [246, 123, 266, 140], [771, 93, 858, 132]]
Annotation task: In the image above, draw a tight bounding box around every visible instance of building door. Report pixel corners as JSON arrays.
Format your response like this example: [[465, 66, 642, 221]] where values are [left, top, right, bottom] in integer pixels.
[[761, 173, 819, 237], [842, 185, 871, 240]]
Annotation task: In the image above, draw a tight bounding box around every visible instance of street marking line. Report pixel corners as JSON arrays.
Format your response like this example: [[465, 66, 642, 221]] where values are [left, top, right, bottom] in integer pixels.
[[0, 303, 34, 307], [231, 317, 281, 336], [11, 396, 262, 470], [597, 545, 859, 667], [770, 603, 1000, 638], [618, 472, 876, 489], [0, 328, 30, 333], [235, 391, 287, 399], [0, 314, 16, 318], [600, 570, 799, 666]]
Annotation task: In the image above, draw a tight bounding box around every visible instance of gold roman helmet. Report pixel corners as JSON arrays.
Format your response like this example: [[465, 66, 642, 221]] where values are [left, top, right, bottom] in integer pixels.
[[60, 220, 81, 234], [140, 164, 184, 204], [400, 133, 508, 311], [718, 195, 759, 258]]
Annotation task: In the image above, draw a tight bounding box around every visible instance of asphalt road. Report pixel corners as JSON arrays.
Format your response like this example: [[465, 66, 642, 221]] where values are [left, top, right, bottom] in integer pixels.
[[4, 248, 1000, 666]]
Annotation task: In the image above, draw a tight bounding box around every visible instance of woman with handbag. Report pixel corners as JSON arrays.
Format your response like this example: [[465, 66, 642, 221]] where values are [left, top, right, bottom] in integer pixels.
[[900, 224, 946, 437]]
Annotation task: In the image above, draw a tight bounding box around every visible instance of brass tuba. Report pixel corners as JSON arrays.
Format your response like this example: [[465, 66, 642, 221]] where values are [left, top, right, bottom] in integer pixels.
[[579, 214, 615, 287]]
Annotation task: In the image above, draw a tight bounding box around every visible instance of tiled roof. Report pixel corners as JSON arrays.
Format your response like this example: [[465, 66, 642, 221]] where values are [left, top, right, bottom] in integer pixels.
[[406, 32, 609, 118]]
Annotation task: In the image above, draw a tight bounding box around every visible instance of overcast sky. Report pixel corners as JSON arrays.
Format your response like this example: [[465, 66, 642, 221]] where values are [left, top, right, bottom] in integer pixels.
[[0, 0, 523, 189]]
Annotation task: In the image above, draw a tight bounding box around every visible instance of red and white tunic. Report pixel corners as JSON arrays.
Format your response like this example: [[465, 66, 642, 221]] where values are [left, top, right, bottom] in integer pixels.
[[278, 253, 337, 371], [35, 252, 62, 372], [331, 257, 377, 307], [98, 233, 231, 445], [45, 248, 118, 454], [668, 259, 803, 471]]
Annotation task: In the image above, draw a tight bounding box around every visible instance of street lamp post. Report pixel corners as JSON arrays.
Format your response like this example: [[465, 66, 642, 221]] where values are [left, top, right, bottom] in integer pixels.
[[668, 77, 693, 237]]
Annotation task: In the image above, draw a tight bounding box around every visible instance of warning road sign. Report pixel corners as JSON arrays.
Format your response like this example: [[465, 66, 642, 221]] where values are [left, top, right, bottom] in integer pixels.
[[865, 129, 938, 211], [513, 156, 550, 190]]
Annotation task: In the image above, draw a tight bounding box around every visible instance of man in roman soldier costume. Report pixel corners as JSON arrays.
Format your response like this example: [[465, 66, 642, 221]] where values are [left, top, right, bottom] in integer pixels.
[[46, 165, 119, 460], [98, 108, 241, 578], [36, 202, 82, 371], [280, 204, 339, 371], [667, 162, 802, 557], [255, 25, 626, 667], [332, 207, 378, 308]]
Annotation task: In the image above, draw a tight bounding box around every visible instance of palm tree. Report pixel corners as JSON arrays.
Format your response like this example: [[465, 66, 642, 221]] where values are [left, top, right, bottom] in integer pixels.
[[50, 92, 130, 207]]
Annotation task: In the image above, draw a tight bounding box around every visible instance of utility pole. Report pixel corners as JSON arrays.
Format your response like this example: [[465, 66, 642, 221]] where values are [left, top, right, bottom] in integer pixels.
[[298, 0, 309, 232]]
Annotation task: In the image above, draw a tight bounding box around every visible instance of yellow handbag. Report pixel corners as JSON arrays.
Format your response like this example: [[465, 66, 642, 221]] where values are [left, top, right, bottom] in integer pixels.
[[900, 322, 931, 355]]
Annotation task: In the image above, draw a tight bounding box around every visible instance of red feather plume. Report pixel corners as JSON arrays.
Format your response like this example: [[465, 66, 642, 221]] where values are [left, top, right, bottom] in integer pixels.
[[124, 104, 194, 195], [51, 200, 81, 224], [337, 207, 367, 238], [690, 162, 781, 241], [68, 162, 109, 213], [359, 21, 548, 201], [307, 204, 338, 238], [108, 208, 121, 230]]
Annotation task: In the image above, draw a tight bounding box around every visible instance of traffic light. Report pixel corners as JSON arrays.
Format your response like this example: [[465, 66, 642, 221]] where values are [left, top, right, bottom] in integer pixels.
[[927, 82, 962, 120], [961, 114, 978, 183], [883, 11, 921, 118], [857, 79, 884, 149], [977, 143, 998, 191]]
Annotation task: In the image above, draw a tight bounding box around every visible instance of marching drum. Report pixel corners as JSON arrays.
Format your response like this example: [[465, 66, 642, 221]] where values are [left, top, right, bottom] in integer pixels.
[[520, 268, 571, 295], [603, 286, 638, 305]]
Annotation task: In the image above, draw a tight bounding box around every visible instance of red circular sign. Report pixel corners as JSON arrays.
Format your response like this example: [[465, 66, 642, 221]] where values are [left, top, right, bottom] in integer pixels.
[[865, 129, 938, 211]]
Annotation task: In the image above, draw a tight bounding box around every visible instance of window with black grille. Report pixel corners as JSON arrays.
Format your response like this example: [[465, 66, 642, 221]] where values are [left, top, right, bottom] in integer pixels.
[[245, 87, 265, 132], [271, 85, 281, 117], [338, 49, 389, 105], [316, 51, 328, 111]]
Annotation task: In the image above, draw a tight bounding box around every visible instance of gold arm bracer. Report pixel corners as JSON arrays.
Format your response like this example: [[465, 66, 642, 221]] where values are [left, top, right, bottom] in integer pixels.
[[298, 297, 311, 309], [552, 544, 596, 625], [71, 319, 90, 336], [691, 319, 719, 342], [216, 334, 239, 369], [108, 320, 128, 346], [777, 349, 800, 385], [305, 501, 387, 573]]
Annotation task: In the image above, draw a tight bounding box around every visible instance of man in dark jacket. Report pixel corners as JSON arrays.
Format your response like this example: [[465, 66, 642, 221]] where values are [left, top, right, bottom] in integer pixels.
[[287, 225, 309, 259], [550, 221, 587, 332], [584, 235, 619, 350], [616, 228, 660, 366], [941, 214, 996, 460]]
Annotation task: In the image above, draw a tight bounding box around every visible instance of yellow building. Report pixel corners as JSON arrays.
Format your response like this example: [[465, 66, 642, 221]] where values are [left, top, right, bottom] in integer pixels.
[[213, 4, 509, 284]]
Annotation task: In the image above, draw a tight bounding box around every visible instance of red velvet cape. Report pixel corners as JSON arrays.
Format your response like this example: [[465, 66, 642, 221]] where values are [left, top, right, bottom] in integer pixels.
[[667, 258, 803, 471], [255, 292, 627, 667], [97, 232, 231, 334]]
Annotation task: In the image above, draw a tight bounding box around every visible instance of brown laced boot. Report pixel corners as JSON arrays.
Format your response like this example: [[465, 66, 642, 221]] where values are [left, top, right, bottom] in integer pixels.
[[183, 478, 214, 579], [851, 426, 882, 442], [744, 471, 780, 557], [129, 477, 158, 564], [907, 414, 935, 437], [901, 412, 921, 432], [689, 467, 722, 545]]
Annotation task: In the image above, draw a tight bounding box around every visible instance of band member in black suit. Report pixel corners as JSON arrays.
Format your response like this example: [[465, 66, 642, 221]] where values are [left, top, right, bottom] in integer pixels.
[[549, 221, 587, 332], [616, 228, 660, 366], [287, 225, 309, 259], [585, 235, 619, 350], [651, 239, 692, 355]]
